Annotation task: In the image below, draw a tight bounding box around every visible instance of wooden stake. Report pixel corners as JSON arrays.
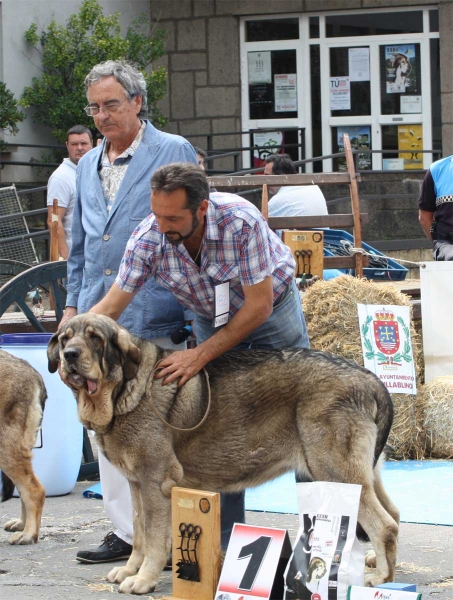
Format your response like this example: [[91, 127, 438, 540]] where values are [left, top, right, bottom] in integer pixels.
[[50, 199, 59, 261], [343, 134, 364, 278], [261, 183, 269, 221], [48, 199, 61, 311], [163, 487, 221, 600]]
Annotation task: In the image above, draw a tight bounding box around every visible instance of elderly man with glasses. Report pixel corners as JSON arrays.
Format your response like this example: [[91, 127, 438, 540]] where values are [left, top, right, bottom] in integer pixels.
[[60, 60, 198, 566]]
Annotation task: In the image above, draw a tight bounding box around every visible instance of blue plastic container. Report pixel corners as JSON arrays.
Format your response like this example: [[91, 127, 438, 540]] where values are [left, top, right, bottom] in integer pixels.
[[321, 230, 408, 281], [0, 333, 83, 496]]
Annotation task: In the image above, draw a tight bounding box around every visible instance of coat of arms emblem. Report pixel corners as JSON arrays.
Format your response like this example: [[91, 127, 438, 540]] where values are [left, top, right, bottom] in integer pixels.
[[373, 309, 400, 356]]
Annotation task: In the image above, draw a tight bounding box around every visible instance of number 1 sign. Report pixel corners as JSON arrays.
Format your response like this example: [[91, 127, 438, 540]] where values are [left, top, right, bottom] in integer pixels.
[[215, 524, 292, 600]]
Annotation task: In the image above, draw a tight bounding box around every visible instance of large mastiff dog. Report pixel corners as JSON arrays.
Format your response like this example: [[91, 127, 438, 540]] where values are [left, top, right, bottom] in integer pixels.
[[48, 313, 399, 595], [0, 349, 46, 544]]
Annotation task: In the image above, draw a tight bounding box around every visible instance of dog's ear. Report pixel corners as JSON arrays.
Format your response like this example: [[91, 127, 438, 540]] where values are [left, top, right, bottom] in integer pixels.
[[47, 331, 60, 373], [115, 327, 141, 380]]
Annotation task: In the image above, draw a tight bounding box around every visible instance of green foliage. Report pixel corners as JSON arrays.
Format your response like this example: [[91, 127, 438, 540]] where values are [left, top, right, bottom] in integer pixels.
[[0, 81, 25, 143], [20, 0, 168, 143]]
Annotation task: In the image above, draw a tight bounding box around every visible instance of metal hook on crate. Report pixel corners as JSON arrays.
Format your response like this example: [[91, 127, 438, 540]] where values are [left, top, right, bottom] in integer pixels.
[[304, 249, 313, 278], [294, 250, 303, 277], [176, 522, 202, 582]]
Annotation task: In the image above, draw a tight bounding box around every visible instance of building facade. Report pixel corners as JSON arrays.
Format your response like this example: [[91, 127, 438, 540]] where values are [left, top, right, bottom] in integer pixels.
[[151, 0, 449, 175], [0, 0, 450, 180]]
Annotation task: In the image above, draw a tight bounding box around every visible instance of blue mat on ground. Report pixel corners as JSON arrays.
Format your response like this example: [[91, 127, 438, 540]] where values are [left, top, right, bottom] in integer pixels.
[[244, 461, 453, 527], [83, 461, 453, 526], [82, 481, 103, 499]]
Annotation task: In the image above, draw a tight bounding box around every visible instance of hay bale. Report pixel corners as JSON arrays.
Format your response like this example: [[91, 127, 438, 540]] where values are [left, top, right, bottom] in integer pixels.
[[386, 394, 428, 460], [302, 275, 425, 459], [420, 377, 453, 459]]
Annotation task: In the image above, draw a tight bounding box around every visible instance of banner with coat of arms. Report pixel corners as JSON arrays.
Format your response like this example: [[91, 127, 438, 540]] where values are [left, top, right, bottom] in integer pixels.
[[357, 304, 417, 395]]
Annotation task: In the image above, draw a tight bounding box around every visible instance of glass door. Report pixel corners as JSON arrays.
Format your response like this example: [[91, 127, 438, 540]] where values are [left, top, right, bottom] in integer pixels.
[[240, 17, 308, 171]]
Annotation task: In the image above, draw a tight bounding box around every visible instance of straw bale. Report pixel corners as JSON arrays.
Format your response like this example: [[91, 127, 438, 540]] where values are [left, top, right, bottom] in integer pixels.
[[302, 275, 425, 459], [420, 376, 453, 459]]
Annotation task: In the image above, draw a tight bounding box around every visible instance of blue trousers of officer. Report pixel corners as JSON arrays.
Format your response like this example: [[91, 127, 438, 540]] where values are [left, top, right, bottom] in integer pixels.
[[193, 279, 310, 547]]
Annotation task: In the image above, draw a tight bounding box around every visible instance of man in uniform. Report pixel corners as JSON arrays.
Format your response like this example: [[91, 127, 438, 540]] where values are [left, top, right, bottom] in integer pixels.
[[419, 155, 453, 261]]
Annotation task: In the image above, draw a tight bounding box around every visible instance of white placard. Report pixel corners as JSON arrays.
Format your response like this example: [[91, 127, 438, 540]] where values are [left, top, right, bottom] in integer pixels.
[[358, 304, 417, 395], [330, 77, 351, 111], [383, 158, 404, 171], [348, 47, 370, 82], [347, 586, 422, 599], [216, 524, 290, 600], [420, 261, 453, 382], [400, 95, 422, 114], [274, 73, 297, 112], [248, 51, 272, 84], [214, 282, 229, 314]]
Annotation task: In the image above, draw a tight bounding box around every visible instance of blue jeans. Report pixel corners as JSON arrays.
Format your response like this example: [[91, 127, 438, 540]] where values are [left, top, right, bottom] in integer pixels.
[[193, 279, 310, 547]]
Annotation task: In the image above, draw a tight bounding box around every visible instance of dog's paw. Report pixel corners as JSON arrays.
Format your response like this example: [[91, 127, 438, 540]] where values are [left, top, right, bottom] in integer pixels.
[[118, 575, 156, 595], [4, 518, 25, 532], [364, 572, 383, 587], [8, 531, 37, 545], [365, 549, 377, 568], [107, 565, 137, 584]]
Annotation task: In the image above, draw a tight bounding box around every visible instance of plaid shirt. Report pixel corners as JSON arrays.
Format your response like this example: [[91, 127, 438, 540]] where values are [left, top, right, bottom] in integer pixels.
[[116, 192, 296, 319]]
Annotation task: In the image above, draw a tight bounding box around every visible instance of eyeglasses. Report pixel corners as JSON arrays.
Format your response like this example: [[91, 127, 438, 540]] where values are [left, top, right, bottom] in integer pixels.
[[84, 98, 128, 117]]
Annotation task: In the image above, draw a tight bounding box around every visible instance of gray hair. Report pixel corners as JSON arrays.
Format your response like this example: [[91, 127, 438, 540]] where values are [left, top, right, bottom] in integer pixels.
[[84, 60, 148, 118], [151, 163, 210, 213]]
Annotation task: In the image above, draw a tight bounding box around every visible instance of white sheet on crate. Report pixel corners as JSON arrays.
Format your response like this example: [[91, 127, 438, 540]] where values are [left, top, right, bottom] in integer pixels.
[[420, 261, 453, 382]]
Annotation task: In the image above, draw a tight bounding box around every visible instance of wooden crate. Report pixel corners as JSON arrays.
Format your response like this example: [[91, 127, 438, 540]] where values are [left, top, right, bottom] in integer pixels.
[[281, 230, 324, 279]]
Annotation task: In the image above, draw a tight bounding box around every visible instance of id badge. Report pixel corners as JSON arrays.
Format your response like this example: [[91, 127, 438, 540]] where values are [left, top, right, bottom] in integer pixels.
[[212, 281, 230, 328]]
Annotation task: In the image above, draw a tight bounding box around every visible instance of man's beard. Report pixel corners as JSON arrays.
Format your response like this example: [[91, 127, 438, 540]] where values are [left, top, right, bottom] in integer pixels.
[[164, 214, 199, 245]]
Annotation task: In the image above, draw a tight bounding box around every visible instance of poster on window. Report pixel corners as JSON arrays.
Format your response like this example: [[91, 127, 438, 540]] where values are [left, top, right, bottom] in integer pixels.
[[253, 130, 284, 168], [274, 74, 297, 112], [330, 76, 351, 111], [349, 47, 370, 82], [337, 126, 371, 171], [248, 51, 272, 84], [401, 95, 422, 114], [385, 45, 417, 94], [398, 125, 423, 170]]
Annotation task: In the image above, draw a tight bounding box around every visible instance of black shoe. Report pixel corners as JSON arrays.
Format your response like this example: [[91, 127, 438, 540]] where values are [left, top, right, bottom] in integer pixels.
[[76, 532, 132, 564]]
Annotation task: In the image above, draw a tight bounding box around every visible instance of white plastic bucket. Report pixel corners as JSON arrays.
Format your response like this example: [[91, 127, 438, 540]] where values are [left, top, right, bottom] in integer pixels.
[[0, 333, 83, 496]]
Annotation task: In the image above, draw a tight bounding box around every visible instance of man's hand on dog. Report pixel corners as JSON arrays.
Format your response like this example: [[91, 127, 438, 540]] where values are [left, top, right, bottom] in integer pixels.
[[155, 348, 205, 387]]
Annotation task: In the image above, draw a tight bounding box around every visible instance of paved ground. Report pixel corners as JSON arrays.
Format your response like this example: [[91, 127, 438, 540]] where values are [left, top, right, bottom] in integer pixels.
[[1, 481, 452, 599]]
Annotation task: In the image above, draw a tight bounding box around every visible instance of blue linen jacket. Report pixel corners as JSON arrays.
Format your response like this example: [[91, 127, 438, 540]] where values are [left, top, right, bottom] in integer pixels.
[[66, 120, 197, 339]]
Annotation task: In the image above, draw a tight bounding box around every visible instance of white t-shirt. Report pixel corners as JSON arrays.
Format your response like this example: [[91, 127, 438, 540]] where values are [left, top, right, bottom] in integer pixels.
[[268, 185, 328, 217], [47, 158, 77, 252]]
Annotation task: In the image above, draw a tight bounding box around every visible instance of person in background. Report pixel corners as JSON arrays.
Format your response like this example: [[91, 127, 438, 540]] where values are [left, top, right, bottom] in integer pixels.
[[194, 146, 207, 171], [419, 155, 453, 260], [46, 125, 93, 259], [60, 60, 198, 565], [264, 154, 328, 218], [88, 161, 310, 549]]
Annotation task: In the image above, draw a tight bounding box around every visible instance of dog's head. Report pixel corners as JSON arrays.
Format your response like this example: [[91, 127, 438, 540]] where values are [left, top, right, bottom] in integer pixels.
[[394, 53, 411, 77], [48, 314, 142, 430]]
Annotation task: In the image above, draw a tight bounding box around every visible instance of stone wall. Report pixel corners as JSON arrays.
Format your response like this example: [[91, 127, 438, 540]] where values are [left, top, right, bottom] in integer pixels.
[[321, 171, 425, 241]]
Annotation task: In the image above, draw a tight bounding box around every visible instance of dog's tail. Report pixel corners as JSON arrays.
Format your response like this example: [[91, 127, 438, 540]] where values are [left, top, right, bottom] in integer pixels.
[[373, 381, 394, 467], [1, 471, 15, 502]]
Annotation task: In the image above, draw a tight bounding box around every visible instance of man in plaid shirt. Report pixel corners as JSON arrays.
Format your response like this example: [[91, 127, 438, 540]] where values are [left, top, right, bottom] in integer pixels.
[[90, 161, 309, 546]]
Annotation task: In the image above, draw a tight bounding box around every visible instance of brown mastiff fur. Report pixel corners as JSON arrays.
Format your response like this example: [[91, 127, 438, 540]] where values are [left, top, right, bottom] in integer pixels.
[[48, 313, 399, 595], [0, 349, 46, 544]]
